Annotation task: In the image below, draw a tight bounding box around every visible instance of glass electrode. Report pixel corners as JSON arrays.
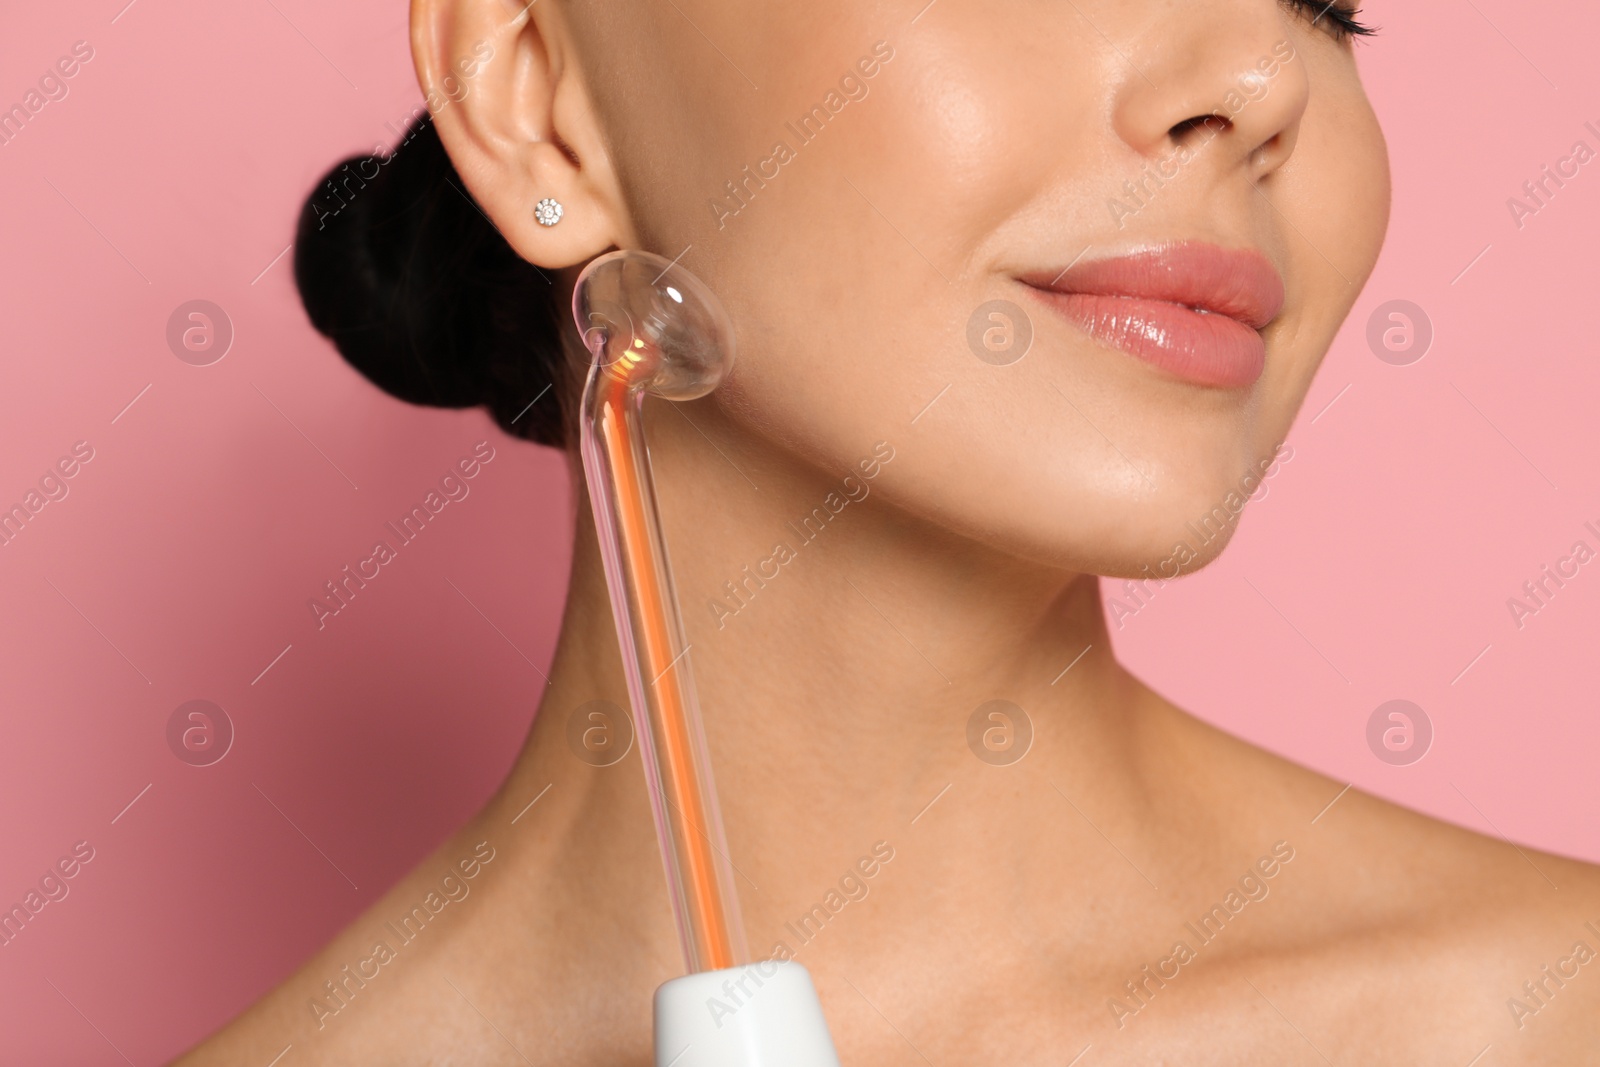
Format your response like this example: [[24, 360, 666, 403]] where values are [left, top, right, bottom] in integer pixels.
[[574, 250, 749, 974]]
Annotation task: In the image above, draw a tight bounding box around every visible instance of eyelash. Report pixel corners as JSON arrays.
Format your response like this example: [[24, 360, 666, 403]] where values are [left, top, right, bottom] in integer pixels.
[[1282, 0, 1378, 42]]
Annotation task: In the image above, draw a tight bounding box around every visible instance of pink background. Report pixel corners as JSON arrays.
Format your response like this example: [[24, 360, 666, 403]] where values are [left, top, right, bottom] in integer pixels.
[[1, 1, 1596, 1062]]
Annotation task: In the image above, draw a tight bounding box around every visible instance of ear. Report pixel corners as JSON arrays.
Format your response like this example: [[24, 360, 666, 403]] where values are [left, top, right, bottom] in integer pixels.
[[409, 0, 629, 267]]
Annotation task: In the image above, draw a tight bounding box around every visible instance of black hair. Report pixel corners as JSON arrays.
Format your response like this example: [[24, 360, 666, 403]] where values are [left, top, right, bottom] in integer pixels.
[[293, 113, 571, 448]]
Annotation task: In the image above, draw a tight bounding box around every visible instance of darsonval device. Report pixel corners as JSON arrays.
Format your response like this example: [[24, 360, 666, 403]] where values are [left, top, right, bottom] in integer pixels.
[[574, 250, 842, 1067]]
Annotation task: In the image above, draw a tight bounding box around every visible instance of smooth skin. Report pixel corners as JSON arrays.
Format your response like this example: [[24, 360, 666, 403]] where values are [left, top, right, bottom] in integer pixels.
[[177, 0, 1600, 1063]]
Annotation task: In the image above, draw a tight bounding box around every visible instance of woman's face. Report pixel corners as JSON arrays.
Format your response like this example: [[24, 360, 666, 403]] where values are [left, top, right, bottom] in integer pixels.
[[565, 0, 1390, 576]]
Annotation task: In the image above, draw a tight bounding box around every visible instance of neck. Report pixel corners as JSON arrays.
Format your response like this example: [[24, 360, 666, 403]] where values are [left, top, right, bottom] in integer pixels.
[[487, 397, 1150, 964]]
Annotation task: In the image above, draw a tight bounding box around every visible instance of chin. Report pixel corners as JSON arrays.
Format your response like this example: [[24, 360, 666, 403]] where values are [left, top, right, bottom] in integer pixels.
[[1102, 436, 1293, 581], [915, 430, 1296, 585]]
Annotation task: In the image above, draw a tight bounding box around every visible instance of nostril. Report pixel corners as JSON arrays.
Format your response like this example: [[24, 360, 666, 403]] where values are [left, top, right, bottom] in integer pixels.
[[1169, 113, 1230, 143]]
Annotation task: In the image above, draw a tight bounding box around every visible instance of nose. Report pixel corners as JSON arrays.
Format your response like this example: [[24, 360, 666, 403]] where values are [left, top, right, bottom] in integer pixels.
[[1110, 2, 1311, 181]]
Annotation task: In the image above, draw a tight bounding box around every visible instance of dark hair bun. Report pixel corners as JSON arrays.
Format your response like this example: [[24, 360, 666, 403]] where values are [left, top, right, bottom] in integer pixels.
[[293, 114, 569, 447]]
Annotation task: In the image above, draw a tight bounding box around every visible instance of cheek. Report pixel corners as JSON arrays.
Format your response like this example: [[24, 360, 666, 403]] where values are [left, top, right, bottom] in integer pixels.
[[1294, 91, 1390, 296], [709, 29, 1091, 454], [1256, 76, 1390, 433], [1284, 50, 1390, 284], [883, 51, 1020, 207], [853, 28, 1087, 264]]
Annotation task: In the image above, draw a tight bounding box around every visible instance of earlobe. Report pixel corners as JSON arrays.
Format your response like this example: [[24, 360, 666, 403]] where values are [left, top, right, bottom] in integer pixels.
[[408, 0, 626, 268]]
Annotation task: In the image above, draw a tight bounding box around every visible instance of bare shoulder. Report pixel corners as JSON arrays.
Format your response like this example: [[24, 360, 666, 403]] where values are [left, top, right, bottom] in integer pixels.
[[167, 775, 666, 1067], [1298, 781, 1600, 1062], [1135, 684, 1600, 1061], [169, 826, 532, 1066]]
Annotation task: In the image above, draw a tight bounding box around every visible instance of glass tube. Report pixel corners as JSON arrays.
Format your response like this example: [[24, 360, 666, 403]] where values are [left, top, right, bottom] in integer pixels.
[[575, 251, 749, 974]]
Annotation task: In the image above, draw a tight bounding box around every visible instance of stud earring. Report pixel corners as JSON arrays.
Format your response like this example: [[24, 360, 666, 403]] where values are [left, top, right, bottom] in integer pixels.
[[534, 197, 564, 227]]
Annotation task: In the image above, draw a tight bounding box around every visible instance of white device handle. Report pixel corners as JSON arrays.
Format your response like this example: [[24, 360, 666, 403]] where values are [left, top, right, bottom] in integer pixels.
[[654, 961, 842, 1067]]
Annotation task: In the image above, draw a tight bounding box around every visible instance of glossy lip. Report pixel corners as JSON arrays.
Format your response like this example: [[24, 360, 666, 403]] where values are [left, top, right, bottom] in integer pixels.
[[1018, 241, 1286, 389]]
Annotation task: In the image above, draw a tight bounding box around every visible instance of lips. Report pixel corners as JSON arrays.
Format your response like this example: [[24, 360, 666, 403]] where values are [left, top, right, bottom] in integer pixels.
[[1020, 242, 1286, 388]]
